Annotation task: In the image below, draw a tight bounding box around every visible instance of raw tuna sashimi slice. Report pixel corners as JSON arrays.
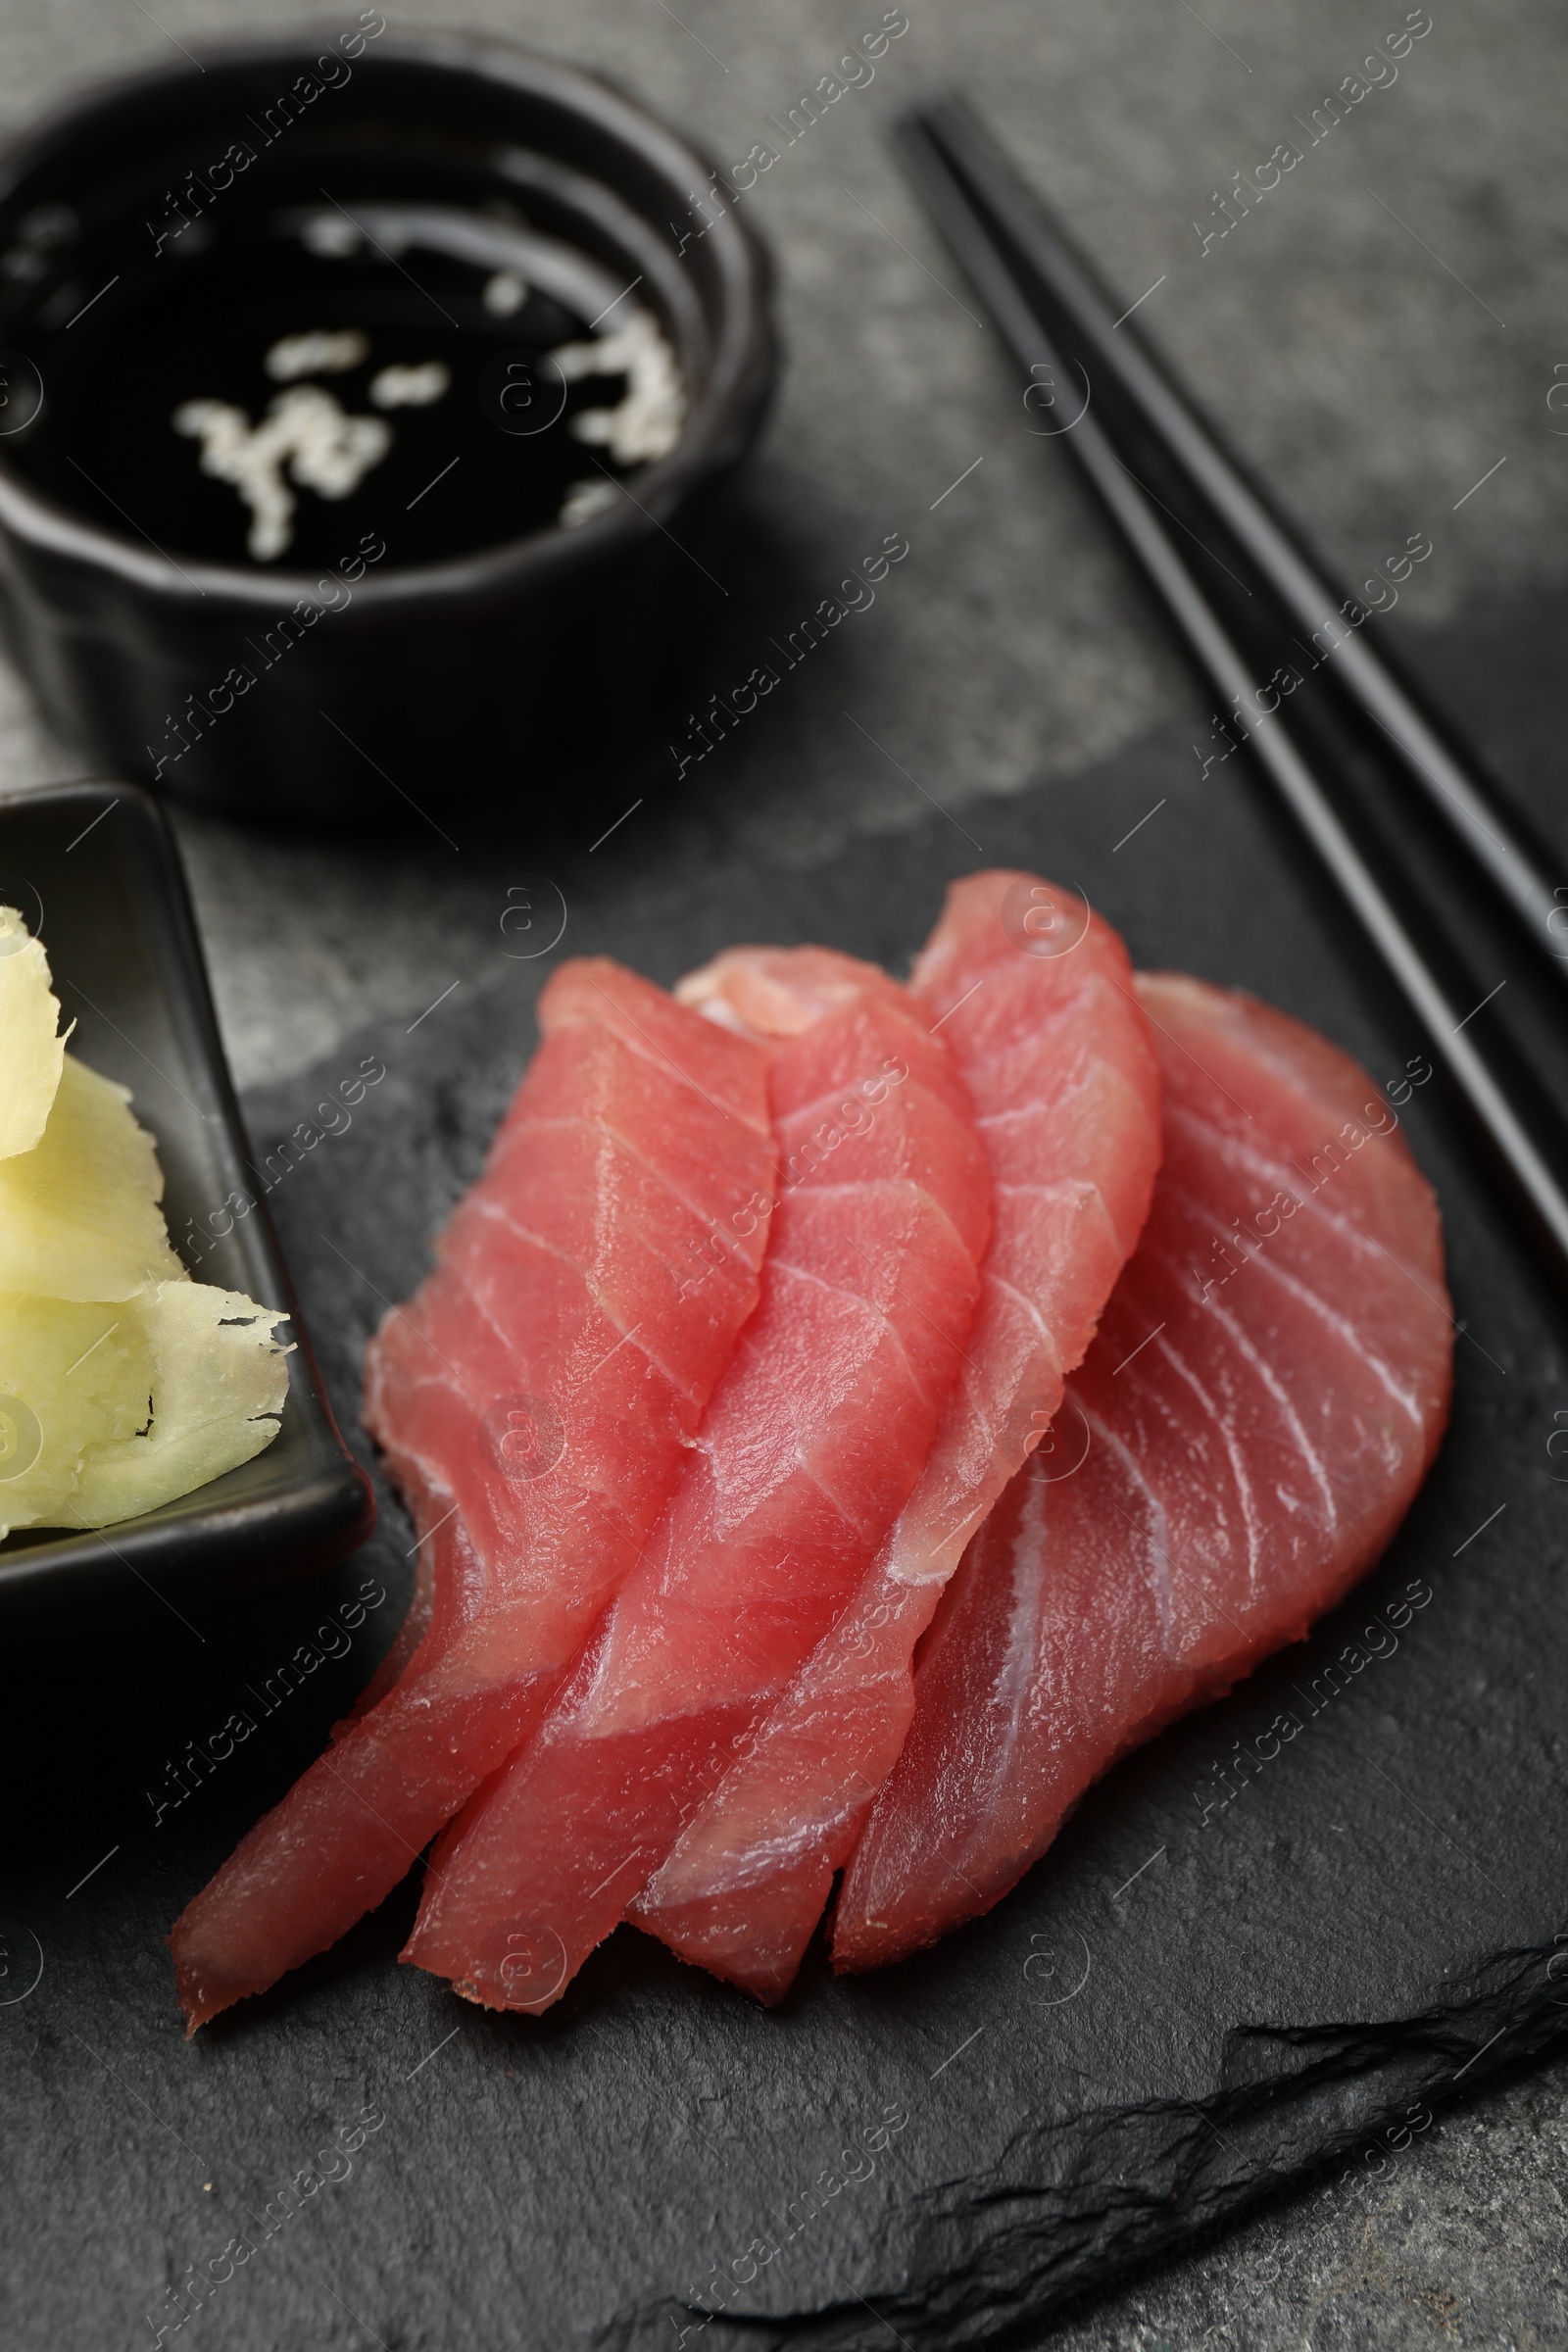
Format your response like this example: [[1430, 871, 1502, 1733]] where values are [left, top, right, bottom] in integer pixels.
[[171, 958, 776, 2031], [400, 946, 993, 2013], [634, 871, 1161, 2000], [834, 974, 1453, 1971]]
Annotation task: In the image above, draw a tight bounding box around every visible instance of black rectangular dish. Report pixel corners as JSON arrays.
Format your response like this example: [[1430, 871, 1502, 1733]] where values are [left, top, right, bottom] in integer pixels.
[[0, 778, 373, 1617]]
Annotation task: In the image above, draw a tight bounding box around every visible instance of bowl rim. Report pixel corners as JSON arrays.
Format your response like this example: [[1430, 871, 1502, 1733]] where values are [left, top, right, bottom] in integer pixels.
[[0, 25, 774, 616]]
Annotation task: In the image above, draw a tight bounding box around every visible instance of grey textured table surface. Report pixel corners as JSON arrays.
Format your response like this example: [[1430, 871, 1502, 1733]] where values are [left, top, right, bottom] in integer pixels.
[[3, 2, 1565, 2346]]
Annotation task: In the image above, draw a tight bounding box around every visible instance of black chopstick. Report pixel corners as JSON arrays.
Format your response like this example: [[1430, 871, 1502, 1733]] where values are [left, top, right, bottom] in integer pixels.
[[908, 95, 1568, 995], [894, 108, 1568, 1306]]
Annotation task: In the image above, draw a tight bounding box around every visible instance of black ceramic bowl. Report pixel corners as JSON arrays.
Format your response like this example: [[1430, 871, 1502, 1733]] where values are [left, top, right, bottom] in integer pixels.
[[0, 30, 776, 824], [0, 781, 373, 1620]]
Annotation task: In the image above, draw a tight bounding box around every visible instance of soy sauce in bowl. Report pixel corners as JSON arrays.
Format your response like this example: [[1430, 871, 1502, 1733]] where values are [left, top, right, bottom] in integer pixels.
[[0, 33, 775, 823], [16, 197, 684, 569]]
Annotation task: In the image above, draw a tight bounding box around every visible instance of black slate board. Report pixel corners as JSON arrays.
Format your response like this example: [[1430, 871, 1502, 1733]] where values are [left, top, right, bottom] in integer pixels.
[[5, 639, 1568, 2352]]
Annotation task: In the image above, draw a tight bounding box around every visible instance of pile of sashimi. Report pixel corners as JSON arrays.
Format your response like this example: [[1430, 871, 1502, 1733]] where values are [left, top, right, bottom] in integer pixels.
[[171, 871, 1451, 2029], [0, 905, 291, 1540]]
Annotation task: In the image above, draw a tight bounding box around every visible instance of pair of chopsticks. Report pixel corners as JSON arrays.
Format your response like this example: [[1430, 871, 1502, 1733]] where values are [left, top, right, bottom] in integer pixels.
[[896, 98, 1568, 1306]]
